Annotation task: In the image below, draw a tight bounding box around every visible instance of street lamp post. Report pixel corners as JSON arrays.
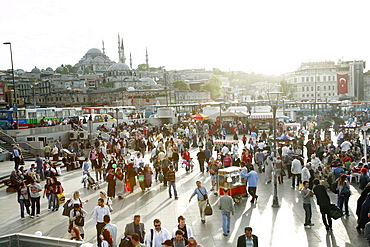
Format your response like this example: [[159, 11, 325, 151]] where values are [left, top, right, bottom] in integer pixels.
[[267, 91, 282, 208], [3, 42, 18, 128]]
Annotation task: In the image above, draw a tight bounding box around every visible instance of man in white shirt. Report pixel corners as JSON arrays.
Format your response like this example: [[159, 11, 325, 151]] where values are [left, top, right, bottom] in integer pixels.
[[281, 144, 289, 158], [134, 153, 144, 173], [93, 198, 111, 246], [221, 145, 229, 161], [341, 139, 352, 152], [257, 140, 265, 150], [146, 219, 171, 247], [291, 156, 302, 188]]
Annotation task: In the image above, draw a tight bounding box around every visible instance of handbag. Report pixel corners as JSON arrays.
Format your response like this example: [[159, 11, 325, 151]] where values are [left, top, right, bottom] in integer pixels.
[[340, 182, 351, 196], [205, 202, 213, 216], [138, 174, 145, 183], [57, 192, 66, 204], [329, 204, 343, 220], [23, 199, 31, 207], [74, 210, 85, 226], [62, 199, 72, 217], [197, 188, 208, 200], [125, 182, 131, 192]]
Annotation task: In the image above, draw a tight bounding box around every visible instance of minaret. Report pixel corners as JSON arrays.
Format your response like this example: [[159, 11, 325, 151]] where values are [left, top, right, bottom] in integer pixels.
[[102, 40, 105, 55], [146, 47, 149, 68], [121, 38, 126, 63], [130, 52, 132, 69], [118, 33, 121, 62]]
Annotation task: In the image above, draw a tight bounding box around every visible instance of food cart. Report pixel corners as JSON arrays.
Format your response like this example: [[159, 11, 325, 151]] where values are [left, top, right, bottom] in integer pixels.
[[218, 166, 246, 203]]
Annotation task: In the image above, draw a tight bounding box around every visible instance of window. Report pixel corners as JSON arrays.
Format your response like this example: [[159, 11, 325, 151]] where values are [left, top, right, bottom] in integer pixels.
[[307, 77, 309, 82], [324, 86, 326, 90], [302, 77, 305, 82], [328, 85, 330, 90], [311, 86, 314, 91], [311, 77, 314, 82], [317, 76, 320, 81], [306, 86, 309, 91], [323, 76, 326, 81], [302, 87, 305, 92]]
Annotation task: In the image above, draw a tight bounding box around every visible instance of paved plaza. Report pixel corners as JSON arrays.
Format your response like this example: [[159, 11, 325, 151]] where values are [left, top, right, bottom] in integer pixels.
[[0, 139, 368, 247]]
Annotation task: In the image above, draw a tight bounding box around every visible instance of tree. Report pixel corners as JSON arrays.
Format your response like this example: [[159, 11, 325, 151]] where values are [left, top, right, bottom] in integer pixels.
[[172, 80, 190, 90], [201, 77, 222, 100]]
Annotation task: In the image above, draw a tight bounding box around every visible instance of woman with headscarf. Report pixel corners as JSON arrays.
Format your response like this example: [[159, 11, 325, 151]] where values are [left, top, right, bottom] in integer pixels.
[[106, 169, 116, 199], [115, 167, 125, 199]]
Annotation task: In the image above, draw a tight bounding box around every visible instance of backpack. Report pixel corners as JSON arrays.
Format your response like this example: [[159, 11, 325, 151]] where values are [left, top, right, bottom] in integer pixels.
[[330, 180, 338, 194], [340, 182, 351, 196], [73, 209, 84, 226]]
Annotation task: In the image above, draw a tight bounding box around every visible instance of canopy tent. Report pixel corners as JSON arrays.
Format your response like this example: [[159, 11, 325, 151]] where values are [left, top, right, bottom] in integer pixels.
[[190, 113, 209, 119], [249, 112, 273, 119], [277, 116, 290, 120], [214, 140, 239, 145], [210, 111, 240, 118], [284, 123, 301, 128]]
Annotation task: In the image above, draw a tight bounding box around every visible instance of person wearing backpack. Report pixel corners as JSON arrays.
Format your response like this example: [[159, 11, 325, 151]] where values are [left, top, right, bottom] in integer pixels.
[[337, 174, 351, 216], [69, 204, 87, 239]]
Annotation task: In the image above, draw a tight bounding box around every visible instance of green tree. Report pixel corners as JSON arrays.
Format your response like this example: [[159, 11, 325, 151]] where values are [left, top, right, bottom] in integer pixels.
[[172, 80, 190, 90], [201, 77, 222, 100]]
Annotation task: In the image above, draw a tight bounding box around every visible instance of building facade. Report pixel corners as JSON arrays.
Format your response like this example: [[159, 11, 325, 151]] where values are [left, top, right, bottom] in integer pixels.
[[286, 60, 366, 101]]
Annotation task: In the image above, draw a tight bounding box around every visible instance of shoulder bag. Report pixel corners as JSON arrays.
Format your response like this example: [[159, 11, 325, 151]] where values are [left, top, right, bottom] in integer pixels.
[[74, 210, 85, 226]]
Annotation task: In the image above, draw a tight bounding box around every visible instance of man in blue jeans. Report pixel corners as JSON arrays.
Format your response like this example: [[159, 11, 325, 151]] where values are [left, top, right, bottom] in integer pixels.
[[219, 188, 235, 236], [166, 165, 178, 199]]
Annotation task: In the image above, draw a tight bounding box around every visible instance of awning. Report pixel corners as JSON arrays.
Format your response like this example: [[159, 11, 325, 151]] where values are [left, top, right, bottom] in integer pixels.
[[250, 113, 273, 119], [214, 140, 239, 145], [284, 123, 301, 128]]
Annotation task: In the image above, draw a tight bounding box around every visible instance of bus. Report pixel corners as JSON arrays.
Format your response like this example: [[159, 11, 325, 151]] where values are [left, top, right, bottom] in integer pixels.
[[82, 106, 136, 118], [144, 103, 201, 118], [0, 107, 82, 129]]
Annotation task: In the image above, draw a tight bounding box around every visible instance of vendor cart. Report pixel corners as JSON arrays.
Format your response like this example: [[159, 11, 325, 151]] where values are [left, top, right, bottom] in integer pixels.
[[218, 166, 246, 203]]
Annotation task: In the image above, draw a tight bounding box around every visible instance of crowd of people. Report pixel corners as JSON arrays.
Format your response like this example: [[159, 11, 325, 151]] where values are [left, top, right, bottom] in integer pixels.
[[10, 116, 370, 246]]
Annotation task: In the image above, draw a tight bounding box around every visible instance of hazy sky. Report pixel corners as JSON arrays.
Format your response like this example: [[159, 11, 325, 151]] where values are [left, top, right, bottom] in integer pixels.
[[1, 0, 369, 75]]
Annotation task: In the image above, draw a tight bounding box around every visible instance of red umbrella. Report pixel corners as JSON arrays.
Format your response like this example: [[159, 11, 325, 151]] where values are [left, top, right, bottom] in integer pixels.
[[190, 113, 209, 119]]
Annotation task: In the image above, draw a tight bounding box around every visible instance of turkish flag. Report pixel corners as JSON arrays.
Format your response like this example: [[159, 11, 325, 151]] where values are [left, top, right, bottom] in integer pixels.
[[146, 97, 150, 102], [337, 74, 348, 94], [131, 96, 134, 103]]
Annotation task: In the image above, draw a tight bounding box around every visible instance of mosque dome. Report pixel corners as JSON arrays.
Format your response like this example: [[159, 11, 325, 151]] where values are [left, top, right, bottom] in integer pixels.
[[45, 67, 53, 72], [86, 48, 102, 54], [31, 66, 41, 73], [108, 63, 131, 71], [127, 87, 135, 91]]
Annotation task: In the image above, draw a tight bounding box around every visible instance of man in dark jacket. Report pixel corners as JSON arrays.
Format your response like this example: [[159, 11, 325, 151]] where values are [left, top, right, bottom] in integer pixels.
[[237, 226, 258, 247], [196, 148, 206, 173], [313, 179, 332, 231], [124, 215, 146, 243]]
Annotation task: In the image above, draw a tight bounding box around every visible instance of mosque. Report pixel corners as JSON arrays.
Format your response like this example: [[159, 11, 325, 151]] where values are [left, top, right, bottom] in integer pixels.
[[74, 34, 157, 89]]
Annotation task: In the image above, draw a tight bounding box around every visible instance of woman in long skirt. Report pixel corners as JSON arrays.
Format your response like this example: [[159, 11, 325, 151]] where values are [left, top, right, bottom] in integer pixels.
[[106, 169, 116, 199], [115, 168, 125, 199], [144, 164, 153, 190]]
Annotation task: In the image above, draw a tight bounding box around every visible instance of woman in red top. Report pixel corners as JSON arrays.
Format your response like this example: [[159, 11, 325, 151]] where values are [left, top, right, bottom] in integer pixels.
[[242, 149, 253, 164], [182, 148, 191, 172], [223, 153, 232, 167]]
